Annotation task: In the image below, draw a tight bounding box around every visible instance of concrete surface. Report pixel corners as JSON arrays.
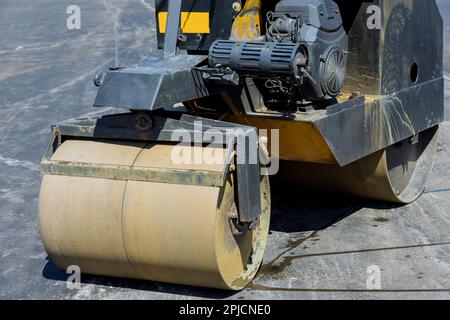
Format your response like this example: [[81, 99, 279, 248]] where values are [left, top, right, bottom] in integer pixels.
[[0, 0, 449, 300]]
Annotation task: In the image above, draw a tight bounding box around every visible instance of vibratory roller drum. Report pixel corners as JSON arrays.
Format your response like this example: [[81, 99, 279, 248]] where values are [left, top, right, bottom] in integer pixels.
[[277, 126, 440, 203], [39, 139, 271, 290]]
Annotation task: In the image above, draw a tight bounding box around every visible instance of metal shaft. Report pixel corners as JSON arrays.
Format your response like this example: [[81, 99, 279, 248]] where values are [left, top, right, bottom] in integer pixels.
[[163, 0, 182, 58]]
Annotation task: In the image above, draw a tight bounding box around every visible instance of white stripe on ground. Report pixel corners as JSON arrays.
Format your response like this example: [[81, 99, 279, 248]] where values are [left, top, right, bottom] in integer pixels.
[[140, 0, 154, 10], [0, 156, 37, 171], [444, 75, 450, 81]]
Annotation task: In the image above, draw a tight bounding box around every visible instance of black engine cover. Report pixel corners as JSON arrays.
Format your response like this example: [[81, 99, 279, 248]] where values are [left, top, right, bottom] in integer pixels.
[[208, 0, 348, 102], [269, 0, 348, 100]]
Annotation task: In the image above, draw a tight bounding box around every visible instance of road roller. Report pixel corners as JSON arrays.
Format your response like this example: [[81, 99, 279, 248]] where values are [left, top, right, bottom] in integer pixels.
[[39, 0, 444, 290]]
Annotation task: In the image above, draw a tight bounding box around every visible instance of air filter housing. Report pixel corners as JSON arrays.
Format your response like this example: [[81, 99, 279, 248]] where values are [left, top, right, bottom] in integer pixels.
[[209, 40, 306, 79]]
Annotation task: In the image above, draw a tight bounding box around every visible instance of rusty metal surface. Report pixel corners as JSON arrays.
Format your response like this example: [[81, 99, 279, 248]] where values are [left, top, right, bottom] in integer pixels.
[[40, 159, 226, 187]]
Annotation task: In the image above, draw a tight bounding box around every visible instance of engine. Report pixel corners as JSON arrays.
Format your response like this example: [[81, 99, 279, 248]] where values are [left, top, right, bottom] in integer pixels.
[[208, 0, 348, 108]]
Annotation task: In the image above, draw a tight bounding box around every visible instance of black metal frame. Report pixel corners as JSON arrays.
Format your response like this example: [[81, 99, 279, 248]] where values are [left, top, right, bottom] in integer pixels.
[[41, 112, 264, 224]]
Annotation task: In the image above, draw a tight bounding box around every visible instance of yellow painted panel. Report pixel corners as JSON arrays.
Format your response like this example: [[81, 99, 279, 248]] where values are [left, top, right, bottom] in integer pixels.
[[224, 115, 337, 164], [158, 12, 210, 34], [231, 0, 262, 40]]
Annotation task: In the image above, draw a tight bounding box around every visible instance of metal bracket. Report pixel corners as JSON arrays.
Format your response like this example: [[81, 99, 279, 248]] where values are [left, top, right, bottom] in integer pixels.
[[163, 0, 182, 58], [197, 66, 240, 86], [41, 112, 262, 224]]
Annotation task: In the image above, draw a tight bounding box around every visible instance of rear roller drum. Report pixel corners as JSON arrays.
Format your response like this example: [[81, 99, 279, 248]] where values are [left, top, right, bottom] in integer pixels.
[[39, 140, 271, 290], [277, 125, 439, 203]]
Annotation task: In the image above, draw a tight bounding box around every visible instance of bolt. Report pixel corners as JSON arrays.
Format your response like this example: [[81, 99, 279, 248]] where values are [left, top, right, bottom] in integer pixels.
[[349, 92, 361, 100], [232, 2, 242, 13], [93, 71, 106, 87], [135, 114, 152, 131], [295, 57, 308, 67], [177, 34, 187, 42]]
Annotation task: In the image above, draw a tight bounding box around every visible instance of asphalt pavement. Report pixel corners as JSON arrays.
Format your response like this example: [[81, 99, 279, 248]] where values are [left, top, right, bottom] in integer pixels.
[[0, 0, 449, 300]]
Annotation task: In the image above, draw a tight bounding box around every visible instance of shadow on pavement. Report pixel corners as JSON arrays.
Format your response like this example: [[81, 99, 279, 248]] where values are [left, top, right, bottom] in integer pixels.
[[269, 179, 402, 233], [42, 258, 236, 299]]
